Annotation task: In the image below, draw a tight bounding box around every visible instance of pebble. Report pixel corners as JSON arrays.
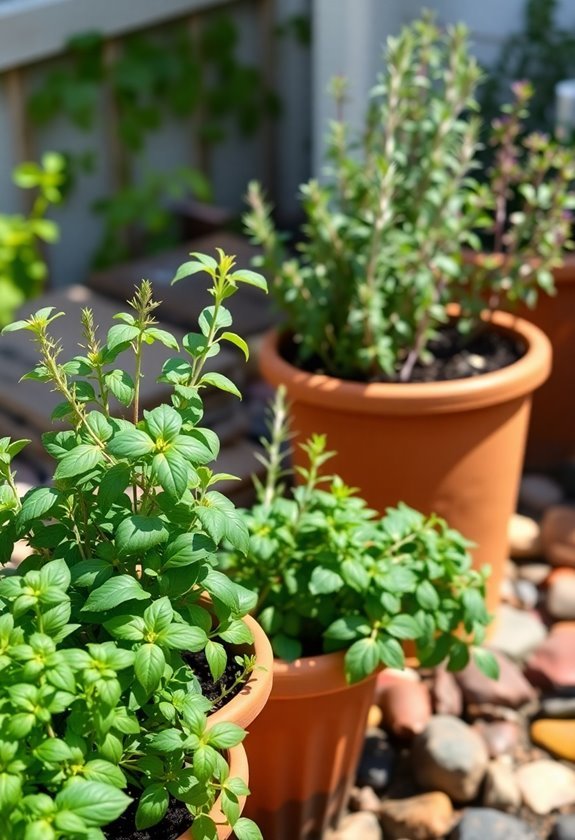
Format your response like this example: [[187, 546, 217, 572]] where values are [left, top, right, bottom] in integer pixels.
[[530, 718, 575, 761], [508, 513, 542, 558], [516, 561, 552, 586], [454, 650, 536, 708], [540, 695, 575, 718], [449, 807, 538, 839], [525, 623, 575, 691], [516, 759, 575, 814], [541, 505, 575, 567], [552, 814, 575, 840], [379, 680, 432, 739], [513, 579, 539, 610], [545, 567, 575, 619], [356, 729, 395, 792], [348, 786, 381, 814], [379, 791, 454, 839], [488, 604, 547, 661], [472, 720, 520, 759], [482, 758, 521, 812], [520, 474, 563, 514], [331, 811, 382, 840], [367, 705, 382, 729], [411, 715, 488, 802], [430, 667, 463, 717]]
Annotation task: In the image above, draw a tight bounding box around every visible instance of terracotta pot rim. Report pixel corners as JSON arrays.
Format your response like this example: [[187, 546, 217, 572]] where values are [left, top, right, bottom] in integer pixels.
[[260, 310, 552, 415], [177, 742, 249, 840], [207, 613, 274, 730], [465, 247, 575, 284]]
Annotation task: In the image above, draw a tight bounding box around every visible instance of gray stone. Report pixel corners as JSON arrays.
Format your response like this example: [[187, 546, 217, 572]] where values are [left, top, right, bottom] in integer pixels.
[[449, 808, 538, 840], [356, 729, 395, 792], [520, 474, 563, 514], [553, 814, 575, 840], [513, 579, 539, 610], [508, 513, 542, 558], [516, 759, 575, 815], [488, 604, 547, 661], [540, 695, 575, 718], [482, 758, 521, 812], [454, 650, 536, 708], [516, 562, 551, 586], [546, 569, 575, 620], [411, 715, 488, 802]]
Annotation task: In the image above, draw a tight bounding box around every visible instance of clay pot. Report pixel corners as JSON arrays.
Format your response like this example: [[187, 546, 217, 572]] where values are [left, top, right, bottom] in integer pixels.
[[260, 311, 551, 614], [241, 650, 378, 840], [516, 256, 575, 468]]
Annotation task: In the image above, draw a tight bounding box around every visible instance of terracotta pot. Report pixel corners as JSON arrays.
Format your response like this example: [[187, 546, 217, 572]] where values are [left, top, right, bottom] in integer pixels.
[[260, 311, 551, 614], [516, 256, 575, 467], [241, 650, 377, 840], [176, 743, 249, 840]]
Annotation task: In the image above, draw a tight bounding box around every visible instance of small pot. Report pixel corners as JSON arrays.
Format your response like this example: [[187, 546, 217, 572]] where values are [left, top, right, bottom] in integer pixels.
[[260, 311, 551, 614], [241, 650, 377, 840]]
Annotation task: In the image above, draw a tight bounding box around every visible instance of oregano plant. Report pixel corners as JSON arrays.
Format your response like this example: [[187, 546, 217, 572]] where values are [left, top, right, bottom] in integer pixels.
[[220, 388, 499, 685], [0, 249, 267, 839]]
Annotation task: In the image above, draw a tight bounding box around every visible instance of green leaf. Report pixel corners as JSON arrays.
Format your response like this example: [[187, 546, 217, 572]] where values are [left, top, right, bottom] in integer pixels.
[[0, 773, 22, 811], [377, 636, 405, 670], [344, 638, 379, 683], [195, 492, 249, 553], [145, 405, 182, 441], [199, 371, 242, 399], [35, 739, 73, 763], [324, 616, 371, 642], [171, 260, 211, 284], [234, 817, 264, 840], [82, 575, 151, 612], [152, 451, 189, 499], [39, 557, 71, 590], [115, 516, 169, 556], [106, 323, 140, 350], [309, 567, 343, 595], [386, 614, 421, 640], [83, 759, 126, 788], [472, 647, 500, 680], [229, 269, 268, 292], [207, 722, 245, 749], [105, 370, 135, 406], [108, 429, 154, 458], [98, 464, 131, 510], [135, 784, 169, 831], [144, 327, 179, 350], [85, 411, 113, 442], [183, 332, 208, 358], [55, 782, 131, 827], [416, 580, 440, 611], [221, 331, 249, 360], [272, 633, 301, 662], [143, 597, 173, 633], [134, 643, 165, 695], [54, 444, 103, 479], [202, 569, 239, 611], [163, 533, 210, 568], [205, 639, 226, 680], [17, 487, 61, 526], [162, 624, 207, 650], [104, 614, 145, 641], [191, 815, 218, 840]]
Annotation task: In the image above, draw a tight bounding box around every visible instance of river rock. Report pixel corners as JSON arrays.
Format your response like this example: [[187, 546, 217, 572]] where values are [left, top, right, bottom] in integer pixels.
[[520, 474, 563, 514], [540, 695, 575, 717], [546, 567, 575, 619], [356, 729, 395, 792], [454, 650, 536, 707], [449, 808, 538, 840], [525, 623, 575, 691], [472, 719, 520, 759], [482, 758, 521, 812], [379, 791, 454, 839], [552, 814, 575, 840], [380, 680, 432, 739], [541, 505, 575, 567], [513, 578, 539, 610], [411, 715, 488, 802], [516, 759, 575, 814], [430, 667, 463, 717], [508, 513, 542, 558], [516, 561, 552, 586], [488, 604, 547, 661], [333, 811, 382, 840], [348, 786, 382, 814], [530, 718, 575, 761]]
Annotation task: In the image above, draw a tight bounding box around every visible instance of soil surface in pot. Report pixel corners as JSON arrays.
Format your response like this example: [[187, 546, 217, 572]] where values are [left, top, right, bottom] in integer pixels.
[[285, 324, 525, 383], [104, 794, 191, 840], [183, 648, 245, 711]]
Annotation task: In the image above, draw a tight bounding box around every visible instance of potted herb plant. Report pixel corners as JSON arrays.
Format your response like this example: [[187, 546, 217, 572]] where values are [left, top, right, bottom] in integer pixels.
[[219, 388, 498, 840], [0, 250, 272, 839], [244, 15, 567, 613]]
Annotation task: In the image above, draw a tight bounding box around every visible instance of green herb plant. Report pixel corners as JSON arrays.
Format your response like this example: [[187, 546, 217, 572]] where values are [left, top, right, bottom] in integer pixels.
[[220, 388, 499, 686], [0, 152, 66, 326], [245, 13, 575, 383], [0, 249, 268, 839]]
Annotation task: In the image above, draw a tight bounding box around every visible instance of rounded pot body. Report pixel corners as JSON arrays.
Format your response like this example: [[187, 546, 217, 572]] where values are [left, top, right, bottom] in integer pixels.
[[260, 311, 552, 614], [517, 256, 575, 467], [242, 651, 377, 840]]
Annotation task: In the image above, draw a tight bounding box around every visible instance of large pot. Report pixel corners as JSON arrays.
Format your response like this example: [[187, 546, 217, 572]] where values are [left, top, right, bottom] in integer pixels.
[[241, 650, 377, 840], [260, 311, 552, 614]]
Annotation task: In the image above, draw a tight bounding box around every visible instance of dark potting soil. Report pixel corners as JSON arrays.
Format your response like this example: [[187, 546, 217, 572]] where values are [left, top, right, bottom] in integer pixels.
[[103, 652, 245, 839], [285, 323, 525, 383]]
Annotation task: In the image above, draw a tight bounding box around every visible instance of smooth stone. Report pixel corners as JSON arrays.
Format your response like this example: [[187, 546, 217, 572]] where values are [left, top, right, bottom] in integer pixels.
[[500, 577, 520, 607], [525, 624, 575, 692], [348, 786, 381, 814], [379, 791, 454, 839], [516, 561, 552, 586], [541, 505, 575, 567], [454, 650, 536, 708], [411, 715, 488, 802], [530, 718, 575, 761], [552, 814, 575, 840], [516, 759, 575, 814], [508, 513, 542, 558], [380, 680, 432, 739], [540, 695, 575, 717], [449, 807, 538, 840], [367, 704, 383, 729], [513, 579, 539, 610], [431, 667, 464, 717], [332, 811, 382, 840], [482, 758, 521, 812], [356, 729, 396, 792], [520, 474, 563, 514], [546, 568, 575, 620], [489, 604, 547, 661], [472, 719, 520, 759]]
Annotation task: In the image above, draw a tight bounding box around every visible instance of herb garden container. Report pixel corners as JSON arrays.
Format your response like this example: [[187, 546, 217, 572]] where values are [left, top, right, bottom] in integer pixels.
[[260, 310, 552, 615]]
